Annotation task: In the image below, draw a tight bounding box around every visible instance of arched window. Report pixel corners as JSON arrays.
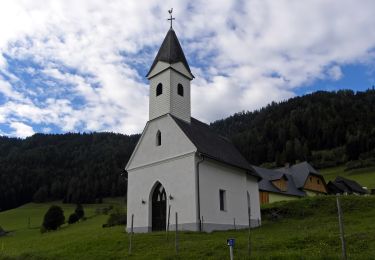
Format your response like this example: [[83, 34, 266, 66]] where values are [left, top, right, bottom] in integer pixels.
[[156, 130, 161, 146], [177, 83, 184, 96], [156, 83, 163, 96]]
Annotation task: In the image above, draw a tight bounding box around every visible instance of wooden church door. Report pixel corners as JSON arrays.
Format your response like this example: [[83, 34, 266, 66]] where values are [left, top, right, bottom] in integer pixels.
[[152, 183, 167, 231]]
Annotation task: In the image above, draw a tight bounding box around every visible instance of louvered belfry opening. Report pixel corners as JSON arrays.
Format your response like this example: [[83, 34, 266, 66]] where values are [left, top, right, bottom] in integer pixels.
[[151, 182, 167, 231]]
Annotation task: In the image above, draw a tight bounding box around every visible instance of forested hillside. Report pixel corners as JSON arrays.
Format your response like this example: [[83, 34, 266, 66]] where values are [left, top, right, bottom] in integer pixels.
[[0, 133, 139, 211], [211, 89, 375, 168], [1, 89, 374, 211]]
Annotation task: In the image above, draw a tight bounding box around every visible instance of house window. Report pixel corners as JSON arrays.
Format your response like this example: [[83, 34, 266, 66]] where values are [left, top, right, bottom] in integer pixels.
[[310, 177, 312, 182], [317, 179, 320, 184], [156, 131, 161, 146], [177, 83, 184, 96], [219, 189, 226, 211], [156, 83, 163, 96]]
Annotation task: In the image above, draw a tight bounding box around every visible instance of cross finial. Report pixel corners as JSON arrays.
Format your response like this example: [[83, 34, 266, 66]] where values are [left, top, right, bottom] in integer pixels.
[[167, 8, 175, 29]]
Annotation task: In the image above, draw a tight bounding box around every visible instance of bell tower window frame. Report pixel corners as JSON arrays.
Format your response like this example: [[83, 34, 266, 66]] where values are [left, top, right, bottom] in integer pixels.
[[177, 83, 184, 96], [156, 83, 163, 96]]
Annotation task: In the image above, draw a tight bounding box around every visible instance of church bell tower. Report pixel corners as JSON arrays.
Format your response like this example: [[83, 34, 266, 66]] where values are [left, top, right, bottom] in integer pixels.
[[146, 17, 194, 123]]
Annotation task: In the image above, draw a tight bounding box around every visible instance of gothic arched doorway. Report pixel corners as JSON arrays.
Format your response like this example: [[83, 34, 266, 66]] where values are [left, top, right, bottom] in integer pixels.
[[151, 182, 167, 231]]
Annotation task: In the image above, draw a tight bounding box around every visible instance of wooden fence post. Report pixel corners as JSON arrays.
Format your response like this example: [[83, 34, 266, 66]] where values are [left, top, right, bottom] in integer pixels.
[[129, 214, 134, 255], [175, 212, 179, 254], [201, 216, 204, 232], [166, 205, 171, 241], [248, 195, 252, 256], [336, 196, 347, 260]]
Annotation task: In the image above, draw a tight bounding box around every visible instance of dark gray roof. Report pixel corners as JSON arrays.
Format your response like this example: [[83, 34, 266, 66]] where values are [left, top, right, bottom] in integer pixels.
[[327, 181, 349, 194], [253, 166, 305, 197], [332, 176, 367, 194], [146, 28, 192, 77], [278, 161, 320, 188], [171, 116, 258, 178]]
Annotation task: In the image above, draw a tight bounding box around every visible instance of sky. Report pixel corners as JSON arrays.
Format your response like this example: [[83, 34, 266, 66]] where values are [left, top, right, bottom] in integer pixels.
[[0, 0, 375, 138]]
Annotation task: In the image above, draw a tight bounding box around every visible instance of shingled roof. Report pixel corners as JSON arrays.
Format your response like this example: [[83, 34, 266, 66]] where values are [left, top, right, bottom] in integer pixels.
[[252, 166, 306, 197], [171, 116, 259, 178], [278, 161, 320, 188], [328, 176, 367, 194], [146, 28, 192, 77]]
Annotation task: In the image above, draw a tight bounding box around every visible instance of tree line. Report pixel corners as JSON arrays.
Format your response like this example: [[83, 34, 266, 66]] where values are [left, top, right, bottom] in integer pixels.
[[0, 132, 139, 211], [1, 89, 374, 211], [210, 89, 375, 168]]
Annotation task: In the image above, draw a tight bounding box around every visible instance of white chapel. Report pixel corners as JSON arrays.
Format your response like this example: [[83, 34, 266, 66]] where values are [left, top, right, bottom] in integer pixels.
[[126, 21, 261, 233]]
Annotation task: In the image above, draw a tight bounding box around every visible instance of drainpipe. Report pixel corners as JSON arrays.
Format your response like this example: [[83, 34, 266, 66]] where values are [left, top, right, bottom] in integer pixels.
[[196, 152, 204, 231]]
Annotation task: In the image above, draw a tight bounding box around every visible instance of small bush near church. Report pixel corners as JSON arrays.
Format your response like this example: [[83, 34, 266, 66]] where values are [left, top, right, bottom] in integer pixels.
[[42, 205, 65, 231]]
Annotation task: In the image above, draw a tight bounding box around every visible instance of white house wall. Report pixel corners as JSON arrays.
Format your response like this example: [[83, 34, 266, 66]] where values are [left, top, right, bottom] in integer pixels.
[[246, 175, 261, 225], [127, 153, 197, 233], [199, 158, 261, 232]]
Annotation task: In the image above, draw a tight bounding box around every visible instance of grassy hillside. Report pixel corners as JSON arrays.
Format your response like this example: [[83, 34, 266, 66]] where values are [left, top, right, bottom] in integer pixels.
[[320, 166, 375, 189], [1, 196, 375, 259]]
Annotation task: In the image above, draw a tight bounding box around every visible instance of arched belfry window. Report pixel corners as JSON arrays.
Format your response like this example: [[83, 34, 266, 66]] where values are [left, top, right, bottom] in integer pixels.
[[156, 130, 161, 146], [177, 83, 184, 96], [156, 83, 163, 96]]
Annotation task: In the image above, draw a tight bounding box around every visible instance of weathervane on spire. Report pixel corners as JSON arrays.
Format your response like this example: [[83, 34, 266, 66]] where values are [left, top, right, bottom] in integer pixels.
[[168, 8, 175, 28]]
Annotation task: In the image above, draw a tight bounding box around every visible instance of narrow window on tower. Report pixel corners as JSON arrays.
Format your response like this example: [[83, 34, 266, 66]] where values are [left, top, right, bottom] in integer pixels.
[[156, 83, 163, 96], [156, 130, 161, 146], [219, 189, 226, 211], [177, 83, 184, 96]]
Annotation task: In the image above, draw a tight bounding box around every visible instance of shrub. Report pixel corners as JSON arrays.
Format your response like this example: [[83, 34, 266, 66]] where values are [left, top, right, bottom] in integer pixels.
[[0, 226, 6, 236], [104, 208, 126, 227], [42, 205, 65, 231], [345, 159, 375, 171], [68, 213, 79, 224], [75, 204, 85, 220]]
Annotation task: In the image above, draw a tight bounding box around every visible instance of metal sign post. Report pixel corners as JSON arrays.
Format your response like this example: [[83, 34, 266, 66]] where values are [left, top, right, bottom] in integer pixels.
[[227, 238, 235, 260]]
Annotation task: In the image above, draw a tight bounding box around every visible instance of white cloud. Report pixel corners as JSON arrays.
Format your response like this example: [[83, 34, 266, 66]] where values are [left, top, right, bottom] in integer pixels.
[[9, 122, 35, 138], [328, 66, 343, 81], [0, 0, 375, 136]]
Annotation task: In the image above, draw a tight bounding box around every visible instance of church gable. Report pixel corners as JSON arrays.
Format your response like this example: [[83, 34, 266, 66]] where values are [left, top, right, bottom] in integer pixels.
[[148, 61, 193, 80], [126, 115, 197, 170]]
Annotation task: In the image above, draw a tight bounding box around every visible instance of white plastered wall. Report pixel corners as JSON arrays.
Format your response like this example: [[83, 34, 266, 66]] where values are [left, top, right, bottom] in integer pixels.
[[199, 158, 261, 231], [126, 115, 198, 232], [127, 115, 196, 169], [246, 174, 261, 225], [127, 153, 197, 232]]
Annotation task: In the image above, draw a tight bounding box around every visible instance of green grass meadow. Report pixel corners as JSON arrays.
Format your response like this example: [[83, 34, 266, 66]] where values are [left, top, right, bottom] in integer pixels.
[[320, 166, 375, 189], [1, 196, 375, 259]]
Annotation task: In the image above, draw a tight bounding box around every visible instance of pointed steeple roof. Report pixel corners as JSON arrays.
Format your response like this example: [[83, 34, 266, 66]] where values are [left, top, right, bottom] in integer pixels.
[[146, 28, 192, 77]]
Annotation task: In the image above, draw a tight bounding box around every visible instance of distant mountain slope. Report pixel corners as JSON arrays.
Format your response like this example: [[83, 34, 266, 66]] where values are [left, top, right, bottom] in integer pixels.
[[1, 89, 374, 211], [0, 133, 139, 211], [210, 89, 375, 167]]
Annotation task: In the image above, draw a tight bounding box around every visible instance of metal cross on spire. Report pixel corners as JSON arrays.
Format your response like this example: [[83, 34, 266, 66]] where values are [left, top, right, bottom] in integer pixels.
[[167, 8, 175, 28]]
